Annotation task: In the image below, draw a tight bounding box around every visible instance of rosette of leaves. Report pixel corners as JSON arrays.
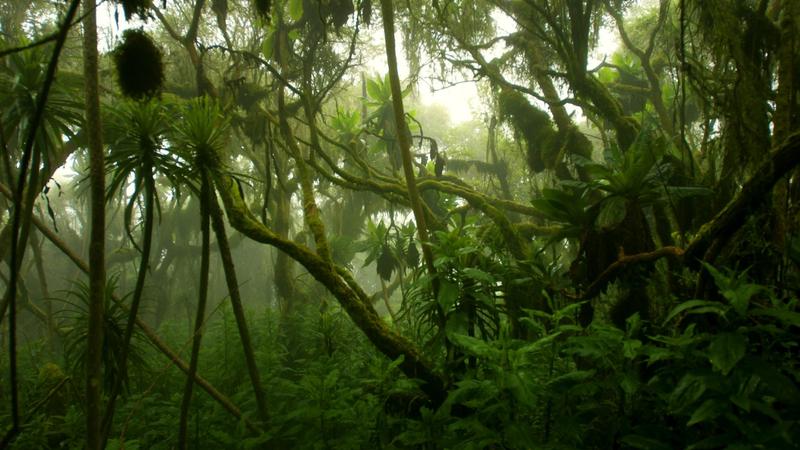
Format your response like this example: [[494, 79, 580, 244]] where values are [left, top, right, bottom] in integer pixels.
[[406, 237, 420, 267], [377, 244, 395, 281], [113, 29, 164, 100], [59, 276, 148, 394], [360, 220, 397, 281]]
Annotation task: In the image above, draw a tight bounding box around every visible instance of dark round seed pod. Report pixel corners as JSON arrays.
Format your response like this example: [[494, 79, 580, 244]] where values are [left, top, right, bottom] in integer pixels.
[[112, 29, 164, 100]]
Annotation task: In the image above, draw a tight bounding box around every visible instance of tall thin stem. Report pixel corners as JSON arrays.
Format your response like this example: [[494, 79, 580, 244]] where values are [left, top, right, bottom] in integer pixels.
[[82, 0, 106, 445], [379, 0, 436, 280], [102, 161, 156, 444], [0, 2, 80, 445], [178, 172, 211, 449], [208, 189, 270, 425]]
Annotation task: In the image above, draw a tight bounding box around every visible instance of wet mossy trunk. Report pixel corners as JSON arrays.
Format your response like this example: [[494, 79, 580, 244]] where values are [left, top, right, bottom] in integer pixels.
[[576, 200, 655, 328]]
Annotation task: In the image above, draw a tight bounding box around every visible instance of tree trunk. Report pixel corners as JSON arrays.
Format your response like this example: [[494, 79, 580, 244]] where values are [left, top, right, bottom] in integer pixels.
[[208, 187, 270, 426], [102, 161, 155, 444], [215, 176, 448, 405], [379, 0, 437, 279], [81, 0, 106, 447], [0, 180, 262, 434], [178, 172, 212, 449]]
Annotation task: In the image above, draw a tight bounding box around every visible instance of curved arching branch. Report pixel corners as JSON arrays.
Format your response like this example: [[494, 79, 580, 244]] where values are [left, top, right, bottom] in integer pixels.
[[213, 174, 449, 405]]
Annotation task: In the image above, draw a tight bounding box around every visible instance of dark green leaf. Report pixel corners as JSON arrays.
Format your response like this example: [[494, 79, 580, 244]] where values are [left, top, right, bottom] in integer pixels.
[[437, 280, 459, 310], [596, 195, 627, 230], [707, 332, 745, 375], [620, 435, 673, 450], [663, 300, 727, 325], [687, 398, 724, 426], [670, 374, 707, 412]]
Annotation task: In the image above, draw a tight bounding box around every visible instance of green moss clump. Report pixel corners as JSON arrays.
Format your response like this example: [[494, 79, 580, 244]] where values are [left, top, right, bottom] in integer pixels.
[[113, 29, 164, 100], [498, 89, 558, 173]]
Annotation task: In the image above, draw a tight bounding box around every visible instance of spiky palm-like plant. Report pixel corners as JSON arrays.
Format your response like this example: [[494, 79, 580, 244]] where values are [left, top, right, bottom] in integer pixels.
[[59, 275, 148, 395], [100, 98, 187, 442], [171, 97, 271, 446]]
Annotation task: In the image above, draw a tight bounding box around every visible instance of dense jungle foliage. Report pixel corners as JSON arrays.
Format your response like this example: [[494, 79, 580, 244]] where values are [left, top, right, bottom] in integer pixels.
[[1, 0, 799, 448]]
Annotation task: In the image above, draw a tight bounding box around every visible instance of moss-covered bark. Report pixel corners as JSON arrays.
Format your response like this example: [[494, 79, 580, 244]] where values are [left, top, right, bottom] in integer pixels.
[[214, 174, 448, 404]]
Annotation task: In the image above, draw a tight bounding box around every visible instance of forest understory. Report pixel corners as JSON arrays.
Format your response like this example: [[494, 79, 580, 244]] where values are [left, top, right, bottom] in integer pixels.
[[1, 0, 799, 448]]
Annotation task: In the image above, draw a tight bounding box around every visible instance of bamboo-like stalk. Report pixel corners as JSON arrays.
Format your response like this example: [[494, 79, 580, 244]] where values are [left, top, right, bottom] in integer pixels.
[[81, 0, 106, 447]]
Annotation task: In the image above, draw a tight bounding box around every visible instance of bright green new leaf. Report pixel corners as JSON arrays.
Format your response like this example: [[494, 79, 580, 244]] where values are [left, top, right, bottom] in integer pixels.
[[261, 32, 274, 60], [288, 0, 303, 21]]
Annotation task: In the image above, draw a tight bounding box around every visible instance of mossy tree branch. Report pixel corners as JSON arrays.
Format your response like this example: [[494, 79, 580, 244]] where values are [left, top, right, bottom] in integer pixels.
[[213, 174, 448, 404], [380, 0, 437, 279]]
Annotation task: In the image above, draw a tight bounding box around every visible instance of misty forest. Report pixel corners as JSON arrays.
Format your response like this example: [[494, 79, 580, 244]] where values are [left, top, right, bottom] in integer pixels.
[[1, 0, 799, 448]]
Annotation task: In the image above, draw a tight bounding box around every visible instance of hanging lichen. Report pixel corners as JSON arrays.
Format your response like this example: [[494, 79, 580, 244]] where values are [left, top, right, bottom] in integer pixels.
[[112, 29, 164, 100]]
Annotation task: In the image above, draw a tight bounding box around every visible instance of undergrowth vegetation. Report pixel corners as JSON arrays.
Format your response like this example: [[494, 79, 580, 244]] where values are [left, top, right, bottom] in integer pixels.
[[2, 0, 800, 448]]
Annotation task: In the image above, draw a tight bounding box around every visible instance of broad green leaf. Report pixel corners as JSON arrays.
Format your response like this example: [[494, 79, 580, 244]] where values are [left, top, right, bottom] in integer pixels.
[[517, 331, 562, 355], [437, 280, 459, 310], [751, 307, 800, 327], [547, 370, 596, 391], [596, 196, 627, 230], [742, 356, 800, 404], [366, 78, 382, 100], [663, 300, 727, 325], [261, 32, 275, 60], [462, 267, 493, 283], [670, 373, 707, 412], [288, 0, 303, 21], [702, 263, 761, 315], [620, 435, 673, 450], [729, 391, 751, 412], [448, 333, 498, 360], [388, 354, 405, 371], [623, 338, 642, 359], [687, 398, 724, 426], [723, 283, 761, 316], [707, 332, 745, 375]]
